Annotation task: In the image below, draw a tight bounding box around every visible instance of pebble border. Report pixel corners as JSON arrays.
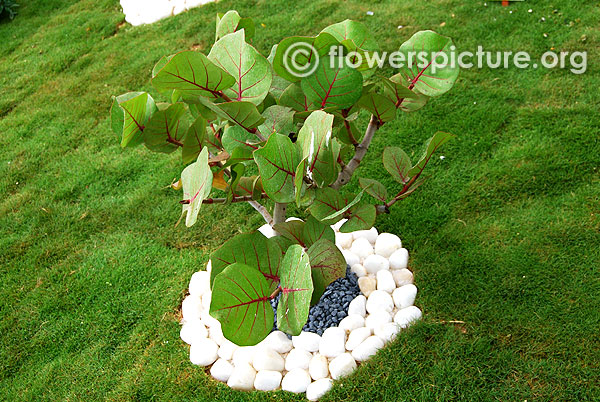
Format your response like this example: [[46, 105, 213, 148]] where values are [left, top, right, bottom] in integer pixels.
[[180, 220, 422, 400], [120, 0, 214, 26]]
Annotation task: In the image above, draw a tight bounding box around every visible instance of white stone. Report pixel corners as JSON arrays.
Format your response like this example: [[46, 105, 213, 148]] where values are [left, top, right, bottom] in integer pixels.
[[341, 250, 360, 267], [206, 259, 212, 275], [189, 338, 218, 366], [389, 248, 409, 269], [209, 324, 226, 346], [366, 290, 394, 314], [281, 368, 311, 393], [217, 339, 239, 360], [348, 295, 367, 317], [232, 346, 256, 366], [331, 218, 347, 232], [200, 309, 220, 329], [335, 231, 354, 249], [350, 237, 374, 260], [319, 327, 346, 358], [261, 330, 293, 353], [308, 354, 329, 380], [394, 306, 423, 328], [352, 227, 378, 244], [201, 291, 212, 311], [392, 268, 414, 287], [374, 233, 401, 258], [364, 254, 389, 274], [376, 269, 396, 293], [210, 358, 234, 382], [374, 322, 400, 343], [180, 319, 207, 345], [227, 363, 256, 391], [188, 270, 210, 296], [392, 284, 418, 309], [350, 263, 367, 277], [258, 223, 276, 238], [365, 311, 392, 330], [254, 370, 283, 391], [339, 314, 365, 332], [351, 335, 385, 362], [345, 327, 372, 351], [358, 277, 376, 297], [285, 348, 312, 371], [181, 295, 202, 321], [253, 348, 285, 372], [292, 331, 321, 352], [306, 378, 334, 401], [329, 353, 357, 380]]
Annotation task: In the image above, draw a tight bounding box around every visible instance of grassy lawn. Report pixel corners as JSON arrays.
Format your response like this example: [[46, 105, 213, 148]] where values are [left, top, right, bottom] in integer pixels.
[[1, 0, 599, 400]]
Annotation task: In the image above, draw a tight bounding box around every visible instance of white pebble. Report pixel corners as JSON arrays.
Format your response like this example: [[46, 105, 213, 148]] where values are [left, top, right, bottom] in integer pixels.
[[366, 290, 394, 314], [217, 339, 239, 360], [339, 314, 365, 332], [363, 254, 390, 274], [352, 227, 378, 244], [374, 233, 401, 258], [200, 309, 220, 329], [206, 260, 212, 275], [376, 269, 395, 293], [392, 268, 414, 287], [329, 353, 357, 380], [351, 335, 384, 362], [331, 218, 347, 232], [189, 338, 218, 366], [392, 284, 417, 309], [281, 368, 311, 393], [209, 325, 226, 346], [210, 358, 234, 382], [389, 248, 409, 269], [258, 223, 276, 238], [358, 277, 377, 297], [365, 311, 392, 331], [227, 363, 256, 391], [285, 348, 312, 371], [180, 319, 207, 345], [188, 270, 210, 297], [232, 346, 256, 366], [308, 354, 329, 380], [306, 378, 334, 401], [374, 322, 400, 343], [319, 327, 346, 358], [253, 348, 285, 372], [335, 231, 354, 249], [254, 370, 283, 391], [262, 330, 293, 353], [201, 291, 212, 311], [350, 263, 367, 277], [341, 250, 360, 267], [394, 306, 423, 328], [345, 327, 372, 351], [350, 237, 374, 260], [348, 295, 367, 317], [181, 295, 203, 321], [292, 331, 321, 352]]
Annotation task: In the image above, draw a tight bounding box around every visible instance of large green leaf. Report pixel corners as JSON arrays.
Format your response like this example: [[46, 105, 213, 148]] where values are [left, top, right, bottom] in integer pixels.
[[279, 83, 313, 114], [307, 239, 346, 305], [272, 33, 339, 82], [210, 263, 274, 346], [277, 245, 314, 335], [208, 30, 273, 105], [182, 115, 206, 164], [303, 216, 335, 247], [198, 98, 265, 130], [340, 203, 377, 233], [253, 133, 300, 203], [258, 105, 295, 138], [398, 30, 459, 97], [407, 131, 454, 176], [383, 147, 412, 184], [117, 92, 157, 148], [320, 19, 379, 71], [273, 220, 306, 247], [301, 57, 363, 109], [210, 231, 282, 292], [143, 103, 188, 153], [308, 188, 363, 224], [357, 92, 396, 122], [358, 177, 388, 202], [296, 110, 339, 187], [181, 148, 213, 227], [222, 125, 263, 158], [152, 51, 236, 100]]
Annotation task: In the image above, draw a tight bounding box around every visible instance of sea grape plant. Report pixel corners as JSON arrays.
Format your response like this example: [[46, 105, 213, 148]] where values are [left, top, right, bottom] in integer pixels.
[[111, 10, 459, 346]]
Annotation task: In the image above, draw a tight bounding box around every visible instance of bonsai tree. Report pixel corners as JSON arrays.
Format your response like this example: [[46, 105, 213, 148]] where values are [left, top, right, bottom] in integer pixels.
[[110, 11, 459, 346]]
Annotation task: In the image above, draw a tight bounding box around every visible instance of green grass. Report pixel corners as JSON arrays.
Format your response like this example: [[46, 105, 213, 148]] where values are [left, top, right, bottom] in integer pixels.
[[1, 0, 599, 400]]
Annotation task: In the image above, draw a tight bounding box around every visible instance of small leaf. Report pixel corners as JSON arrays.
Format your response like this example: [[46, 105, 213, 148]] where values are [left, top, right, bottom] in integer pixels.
[[357, 92, 396, 122], [307, 239, 346, 305], [399, 89, 429, 112], [143, 103, 188, 153], [273, 220, 306, 247], [407, 131, 454, 177], [182, 115, 206, 164], [279, 83, 313, 113], [383, 147, 412, 184], [359, 177, 388, 202], [294, 157, 308, 207], [303, 216, 335, 247], [258, 105, 295, 138], [210, 263, 274, 346], [222, 125, 262, 158], [215, 10, 241, 41], [340, 204, 376, 233], [381, 75, 418, 107], [273, 33, 338, 82], [296, 111, 339, 187], [277, 245, 314, 335], [308, 188, 363, 224], [321, 19, 379, 53], [198, 98, 265, 130], [118, 92, 158, 148], [181, 148, 213, 227]]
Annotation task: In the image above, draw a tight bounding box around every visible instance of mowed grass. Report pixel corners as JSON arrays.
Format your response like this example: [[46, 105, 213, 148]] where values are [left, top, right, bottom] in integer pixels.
[[1, 0, 599, 400]]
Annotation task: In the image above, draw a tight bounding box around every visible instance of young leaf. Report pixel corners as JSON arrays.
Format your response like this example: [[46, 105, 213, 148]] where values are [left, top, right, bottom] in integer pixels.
[[253, 133, 300, 203], [296, 110, 339, 187], [208, 30, 273, 105], [215, 10, 241, 41], [303, 216, 335, 247], [279, 83, 312, 113], [301, 57, 363, 109], [210, 231, 282, 292], [258, 105, 295, 138], [358, 177, 388, 202], [182, 115, 206, 164], [198, 98, 265, 130], [143, 103, 188, 153], [277, 245, 314, 335], [340, 204, 376, 233], [272, 33, 338, 82], [273, 220, 306, 247], [222, 125, 262, 158], [357, 92, 396, 122], [118, 92, 157, 148], [381, 75, 418, 107], [308, 188, 363, 224], [383, 147, 412, 184], [407, 131, 454, 176], [152, 51, 236, 100], [398, 30, 459, 97], [399, 90, 429, 112], [209, 263, 274, 346], [181, 148, 213, 227], [307, 239, 346, 305], [320, 20, 379, 53]]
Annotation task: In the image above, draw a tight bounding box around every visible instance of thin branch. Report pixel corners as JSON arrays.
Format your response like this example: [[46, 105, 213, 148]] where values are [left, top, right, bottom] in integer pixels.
[[179, 193, 268, 205], [272, 202, 287, 233], [331, 115, 381, 189], [248, 200, 273, 225], [269, 286, 282, 300]]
